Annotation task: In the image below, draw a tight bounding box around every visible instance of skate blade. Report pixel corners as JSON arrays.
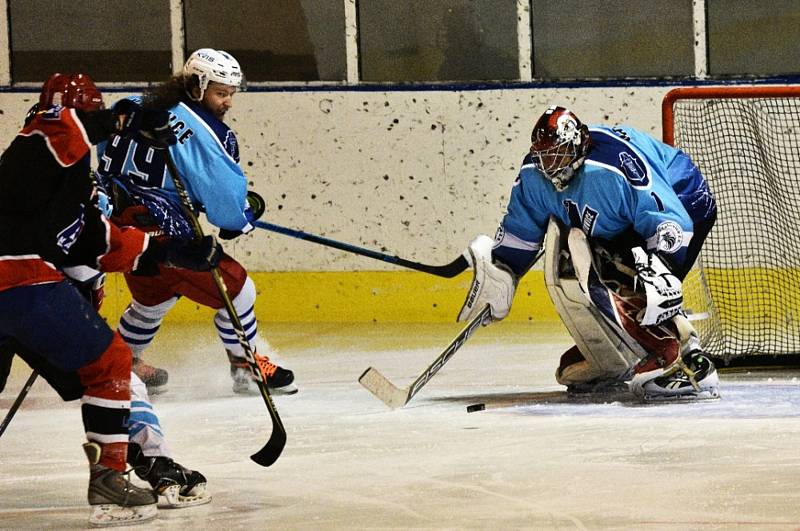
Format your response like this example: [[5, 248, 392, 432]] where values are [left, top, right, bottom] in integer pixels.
[[158, 483, 212, 509], [233, 382, 299, 395], [269, 382, 298, 395], [643, 387, 721, 403], [146, 384, 169, 396], [89, 502, 157, 527]]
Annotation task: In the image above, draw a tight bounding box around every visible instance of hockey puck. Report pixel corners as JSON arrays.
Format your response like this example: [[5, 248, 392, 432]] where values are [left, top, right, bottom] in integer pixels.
[[466, 403, 485, 413]]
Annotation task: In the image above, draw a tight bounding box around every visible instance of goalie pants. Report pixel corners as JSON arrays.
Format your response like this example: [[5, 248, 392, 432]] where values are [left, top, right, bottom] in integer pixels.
[[0, 281, 131, 471]]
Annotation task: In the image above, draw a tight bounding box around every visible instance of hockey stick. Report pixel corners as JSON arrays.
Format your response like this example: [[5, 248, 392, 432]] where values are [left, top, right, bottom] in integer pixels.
[[163, 152, 285, 467], [254, 220, 469, 278], [359, 305, 491, 408], [0, 370, 37, 439]]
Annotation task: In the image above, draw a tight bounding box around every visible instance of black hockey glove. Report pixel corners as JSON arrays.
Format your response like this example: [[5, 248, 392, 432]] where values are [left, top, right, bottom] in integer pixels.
[[219, 191, 265, 240], [145, 235, 223, 272], [140, 108, 177, 148], [112, 100, 176, 148], [166, 235, 222, 271], [112, 99, 142, 138]]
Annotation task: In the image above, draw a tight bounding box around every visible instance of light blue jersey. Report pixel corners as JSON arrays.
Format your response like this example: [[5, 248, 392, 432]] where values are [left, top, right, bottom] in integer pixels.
[[496, 125, 715, 274], [97, 97, 251, 241]]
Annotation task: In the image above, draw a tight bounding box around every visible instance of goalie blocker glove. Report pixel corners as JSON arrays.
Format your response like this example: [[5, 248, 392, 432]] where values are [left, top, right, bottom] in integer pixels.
[[458, 234, 517, 324], [632, 246, 683, 326]]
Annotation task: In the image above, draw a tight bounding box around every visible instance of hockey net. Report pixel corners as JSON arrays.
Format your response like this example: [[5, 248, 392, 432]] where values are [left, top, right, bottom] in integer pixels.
[[662, 86, 800, 366]]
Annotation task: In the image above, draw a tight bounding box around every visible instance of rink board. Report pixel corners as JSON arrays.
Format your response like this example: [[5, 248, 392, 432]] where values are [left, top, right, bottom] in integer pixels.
[[99, 270, 558, 324]]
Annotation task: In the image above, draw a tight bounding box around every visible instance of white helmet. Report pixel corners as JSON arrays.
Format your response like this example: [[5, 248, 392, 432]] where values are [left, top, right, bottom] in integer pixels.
[[182, 48, 243, 101]]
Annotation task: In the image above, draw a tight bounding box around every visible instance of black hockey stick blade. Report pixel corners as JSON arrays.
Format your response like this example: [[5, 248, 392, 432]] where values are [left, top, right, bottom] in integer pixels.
[[250, 385, 287, 466], [254, 220, 469, 278], [359, 305, 491, 408]]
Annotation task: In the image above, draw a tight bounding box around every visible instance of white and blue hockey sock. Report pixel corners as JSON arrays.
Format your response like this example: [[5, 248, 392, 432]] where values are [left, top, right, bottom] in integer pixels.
[[119, 297, 179, 358]]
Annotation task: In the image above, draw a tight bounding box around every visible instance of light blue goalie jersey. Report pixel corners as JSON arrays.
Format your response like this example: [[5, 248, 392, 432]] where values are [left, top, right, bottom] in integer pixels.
[[96, 97, 251, 241], [496, 125, 708, 274]]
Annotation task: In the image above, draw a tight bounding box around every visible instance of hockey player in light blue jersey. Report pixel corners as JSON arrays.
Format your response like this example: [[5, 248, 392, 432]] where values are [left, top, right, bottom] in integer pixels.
[[96, 49, 297, 397], [458, 105, 720, 401]]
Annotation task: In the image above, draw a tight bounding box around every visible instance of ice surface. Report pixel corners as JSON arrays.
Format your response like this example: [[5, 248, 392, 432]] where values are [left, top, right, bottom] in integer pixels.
[[2, 321, 800, 529]]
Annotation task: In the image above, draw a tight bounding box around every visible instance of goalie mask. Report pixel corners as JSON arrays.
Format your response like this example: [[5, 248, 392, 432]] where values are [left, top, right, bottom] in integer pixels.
[[530, 106, 590, 191], [39, 73, 104, 112], [183, 48, 244, 101]]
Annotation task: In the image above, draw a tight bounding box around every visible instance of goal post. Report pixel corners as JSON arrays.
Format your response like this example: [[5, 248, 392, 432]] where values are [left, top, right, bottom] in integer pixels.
[[662, 85, 800, 366]]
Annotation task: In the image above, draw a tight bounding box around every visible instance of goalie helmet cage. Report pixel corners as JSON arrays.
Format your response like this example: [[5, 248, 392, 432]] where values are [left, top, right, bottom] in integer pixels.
[[662, 85, 800, 368]]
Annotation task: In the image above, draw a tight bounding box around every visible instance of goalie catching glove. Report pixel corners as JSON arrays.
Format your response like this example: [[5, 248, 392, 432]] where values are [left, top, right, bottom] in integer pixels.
[[632, 246, 682, 326], [457, 235, 517, 324]]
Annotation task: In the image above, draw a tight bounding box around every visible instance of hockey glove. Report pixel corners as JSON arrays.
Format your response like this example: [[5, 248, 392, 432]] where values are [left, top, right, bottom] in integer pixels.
[[218, 191, 265, 240], [112, 100, 176, 148], [112, 99, 142, 138], [632, 246, 683, 326], [457, 234, 517, 325], [140, 108, 176, 148], [148, 236, 223, 271]]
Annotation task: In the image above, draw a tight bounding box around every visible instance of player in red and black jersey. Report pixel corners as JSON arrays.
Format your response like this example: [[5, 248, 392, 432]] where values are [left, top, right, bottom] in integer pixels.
[[0, 73, 220, 527]]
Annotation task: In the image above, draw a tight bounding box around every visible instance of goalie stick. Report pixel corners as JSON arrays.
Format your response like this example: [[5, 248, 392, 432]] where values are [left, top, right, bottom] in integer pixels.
[[254, 220, 469, 278], [359, 305, 491, 408], [163, 151, 286, 467], [0, 370, 37, 439]]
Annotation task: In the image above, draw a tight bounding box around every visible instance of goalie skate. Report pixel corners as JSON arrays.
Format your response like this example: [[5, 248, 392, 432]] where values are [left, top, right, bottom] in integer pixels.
[[638, 350, 720, 402]]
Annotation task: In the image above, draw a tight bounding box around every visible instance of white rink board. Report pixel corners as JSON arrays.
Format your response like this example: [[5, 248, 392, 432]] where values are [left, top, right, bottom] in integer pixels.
[[0, 85, 672, 272]]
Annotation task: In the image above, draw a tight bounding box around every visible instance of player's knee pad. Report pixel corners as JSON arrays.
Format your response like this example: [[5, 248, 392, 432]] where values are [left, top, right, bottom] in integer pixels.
[[77, 333, 132, 401], [544, 219, 641, 384]]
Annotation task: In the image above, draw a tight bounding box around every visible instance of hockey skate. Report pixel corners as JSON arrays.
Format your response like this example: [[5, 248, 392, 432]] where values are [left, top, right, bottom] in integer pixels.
[[83, 442, 157, 527], [228, 350, 298, 395], [631, 349, 720, 402], [556, 346, 630, 396], [128, 443, 210, 508], [132, 358, 169, 395]]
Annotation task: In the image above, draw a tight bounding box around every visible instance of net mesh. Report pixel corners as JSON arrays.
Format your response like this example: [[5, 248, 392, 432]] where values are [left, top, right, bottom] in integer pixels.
[[669, 90, 800, 362]]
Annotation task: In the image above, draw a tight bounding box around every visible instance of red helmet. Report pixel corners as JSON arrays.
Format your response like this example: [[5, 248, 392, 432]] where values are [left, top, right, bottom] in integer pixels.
[[39, 73, 104, 112], [530, 106, 590, 190]]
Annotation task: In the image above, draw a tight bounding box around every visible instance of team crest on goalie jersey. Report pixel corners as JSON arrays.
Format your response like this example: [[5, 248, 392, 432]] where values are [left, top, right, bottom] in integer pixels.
[[618, 152, 649, 187], [655, 221, 683, 253]]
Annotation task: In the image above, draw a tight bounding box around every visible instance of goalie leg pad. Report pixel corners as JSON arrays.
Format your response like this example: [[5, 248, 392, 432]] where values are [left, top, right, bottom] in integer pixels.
[[545, 220, 641, 385]]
